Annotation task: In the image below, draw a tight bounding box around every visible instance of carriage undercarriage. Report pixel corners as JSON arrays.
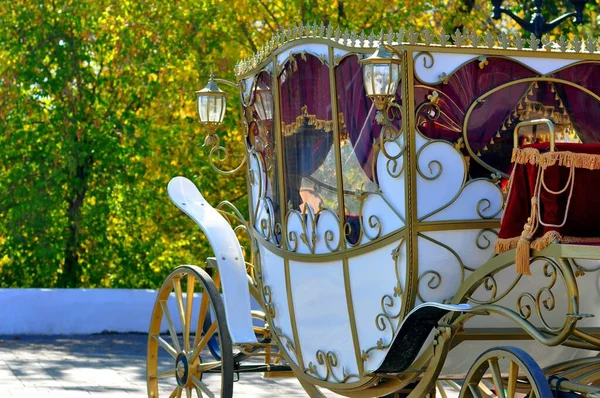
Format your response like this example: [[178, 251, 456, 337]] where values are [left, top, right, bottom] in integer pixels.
[[147, 240, 600, 397], [147, 26, 600, 397]]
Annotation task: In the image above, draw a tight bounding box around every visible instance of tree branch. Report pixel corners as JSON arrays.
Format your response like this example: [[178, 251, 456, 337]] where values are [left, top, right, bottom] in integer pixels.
[[238, 21, 258, 53], [257, 0, 281, 30]]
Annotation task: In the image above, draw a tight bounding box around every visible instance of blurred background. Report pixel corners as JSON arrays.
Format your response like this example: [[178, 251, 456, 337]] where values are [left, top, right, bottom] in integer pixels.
[[1, 0, 597, 289]]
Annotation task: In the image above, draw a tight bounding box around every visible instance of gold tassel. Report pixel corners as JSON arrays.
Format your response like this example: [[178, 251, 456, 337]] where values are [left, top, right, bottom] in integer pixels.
[[516, 197, 539, 276], [516, 237, 532, 275], [515, 216, 534, 275]]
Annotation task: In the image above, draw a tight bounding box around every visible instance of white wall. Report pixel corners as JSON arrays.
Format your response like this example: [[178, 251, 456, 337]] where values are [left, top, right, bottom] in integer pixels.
[[0, 289, 262, 335], [0, 289, 159, 335]]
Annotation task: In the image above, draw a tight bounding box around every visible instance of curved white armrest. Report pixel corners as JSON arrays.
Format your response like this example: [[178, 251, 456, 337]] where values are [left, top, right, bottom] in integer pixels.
[[168, 176, 257, 345]]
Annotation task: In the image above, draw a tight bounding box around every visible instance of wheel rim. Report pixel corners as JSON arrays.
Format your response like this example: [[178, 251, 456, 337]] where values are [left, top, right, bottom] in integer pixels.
[[147, 265, 233, 398], [205, 271, 222, 362], [459, 346, 552, 398]]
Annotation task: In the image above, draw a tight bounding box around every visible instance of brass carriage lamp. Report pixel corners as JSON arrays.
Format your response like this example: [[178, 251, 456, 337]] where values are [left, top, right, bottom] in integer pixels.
[[360, 44, 402, 116], [254, 81, 273, 121], [195, 72, 246, 174], [196, 73, 227, 135]]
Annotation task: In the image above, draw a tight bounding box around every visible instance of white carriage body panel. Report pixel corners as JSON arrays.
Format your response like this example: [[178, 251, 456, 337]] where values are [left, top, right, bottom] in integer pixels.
[[241, 75, 255, 104], [424, 179, 503, 221], [413, 52, 580, 85], [249, 153, 263, 233], [249, 152, 278, 244], [285, 210, 315, 254], [414, 230, 600, 330], [376, 137, 406, 227], [416, 235, 464, 304], [258, 245, 299, 365], [313, 210, 343, 254], [465, 258, 600, 330], [333, 48, 349, 60], [424, 229, 498, 271], [167, 177, 257, 344], [416, 140, 466, 220], [289, 259, 360, 382], [358, 195, 403, 245], [414, 132, 502, 222], [413, 52, 478, 84], [249, 153, 263, 209], [416, 229, 497, 305], [348, 241, 406, 372], [572, 258, 600, 328], [508, 56, 579, 75], [276, 44, 329, 66]]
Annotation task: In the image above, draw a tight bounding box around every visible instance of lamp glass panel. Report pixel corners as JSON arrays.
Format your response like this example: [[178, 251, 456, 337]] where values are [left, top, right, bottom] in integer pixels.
[[373, 64, 391, 96], [198, 95, 209, 123], [389, 63, 400, 95], [256, 89, 273, 120], [362, 63, 374, 96], [209, 95, 226, 123]]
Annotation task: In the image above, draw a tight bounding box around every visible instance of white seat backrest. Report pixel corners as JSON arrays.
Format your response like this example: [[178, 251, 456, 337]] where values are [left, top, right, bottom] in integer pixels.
[[168, 176, 257, 344]]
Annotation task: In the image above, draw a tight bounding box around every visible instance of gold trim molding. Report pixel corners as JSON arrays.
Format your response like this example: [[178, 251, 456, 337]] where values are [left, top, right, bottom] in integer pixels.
[[236, 24, 600, 76], [281, 105, 346, 137]]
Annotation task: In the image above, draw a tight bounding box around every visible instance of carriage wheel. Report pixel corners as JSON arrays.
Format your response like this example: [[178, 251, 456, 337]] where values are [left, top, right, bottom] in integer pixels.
[[147, 265, 233, 398], [459, 346, 552, 398]]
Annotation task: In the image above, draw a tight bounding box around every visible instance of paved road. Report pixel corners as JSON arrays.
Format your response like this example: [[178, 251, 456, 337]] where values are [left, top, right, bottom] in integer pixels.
[[0, 334, 322, 397]]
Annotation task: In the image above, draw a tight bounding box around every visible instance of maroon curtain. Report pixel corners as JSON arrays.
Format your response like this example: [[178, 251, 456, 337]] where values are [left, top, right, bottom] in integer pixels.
[[415, 58, 557, 176], [279, 54, 334, 208], [552, 64, 600, 144]]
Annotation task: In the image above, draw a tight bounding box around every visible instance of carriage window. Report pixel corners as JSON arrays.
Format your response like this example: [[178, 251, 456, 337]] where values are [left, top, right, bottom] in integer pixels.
[[279, 53, 339, 215], [246, 71, 281, 241], [413, 57, 600, 178], [464, 80, 586, 176], [335, 55, 403, 245], [335, 55, 382, 215], [414, 57, 537, 178]]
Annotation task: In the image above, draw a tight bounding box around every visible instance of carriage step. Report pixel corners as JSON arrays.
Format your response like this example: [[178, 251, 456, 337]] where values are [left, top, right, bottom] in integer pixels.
[[374, 303, 471, 374]]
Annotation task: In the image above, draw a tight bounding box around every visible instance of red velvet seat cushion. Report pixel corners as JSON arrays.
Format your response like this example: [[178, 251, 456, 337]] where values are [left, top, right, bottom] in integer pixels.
[[497, 143, 600, 251]]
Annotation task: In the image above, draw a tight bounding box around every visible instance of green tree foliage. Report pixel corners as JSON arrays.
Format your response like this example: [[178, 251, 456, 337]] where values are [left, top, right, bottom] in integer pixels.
[[0, 0, 596, 288]]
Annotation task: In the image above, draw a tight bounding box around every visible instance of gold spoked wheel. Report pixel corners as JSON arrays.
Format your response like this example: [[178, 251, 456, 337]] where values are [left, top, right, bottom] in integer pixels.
[[147, 265, 233, 398], [459, 346, 552, 398]]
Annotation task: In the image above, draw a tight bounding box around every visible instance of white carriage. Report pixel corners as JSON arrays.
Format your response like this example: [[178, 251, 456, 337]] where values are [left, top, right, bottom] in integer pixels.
[[147, 25, 600, 398]]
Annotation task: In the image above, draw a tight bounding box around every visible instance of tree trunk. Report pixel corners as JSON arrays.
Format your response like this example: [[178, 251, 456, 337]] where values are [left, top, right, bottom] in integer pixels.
[[58, 157, 91, 287], [338, 1, 345, 25]]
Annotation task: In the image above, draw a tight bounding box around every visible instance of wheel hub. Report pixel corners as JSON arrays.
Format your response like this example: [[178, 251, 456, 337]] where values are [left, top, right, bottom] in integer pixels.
[[175, 353, 189, 387]]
